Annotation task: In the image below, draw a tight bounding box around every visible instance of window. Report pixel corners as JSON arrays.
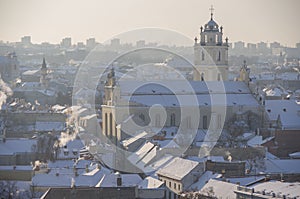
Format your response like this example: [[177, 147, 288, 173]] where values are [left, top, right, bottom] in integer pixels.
[[217, 114, 222, 129], [170, 113, 176, 126], [201, 51, 205, 61], [186, 116, 192, 129], [203, 115, 208, 129], [178, 184, 181, 191], [218, 51, 221, 61], [155, 114, 160, 127], [109, 113, 113, 138], [105, 113, 108, 136], [174, 182, 176, 189], [217, 73, 221, 81], [169, 181, 171, 187], [201, 73, 205, 81]]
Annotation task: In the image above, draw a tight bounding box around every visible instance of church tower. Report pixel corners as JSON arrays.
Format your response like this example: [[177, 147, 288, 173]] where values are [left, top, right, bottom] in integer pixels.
[[193, 6, 229, 81], [40, 57, 49, 88], [238, 60, 250, 85]]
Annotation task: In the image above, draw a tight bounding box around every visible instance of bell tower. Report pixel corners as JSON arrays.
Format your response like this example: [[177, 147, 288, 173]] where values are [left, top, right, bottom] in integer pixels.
[[193, 6, 229, 81], [40, 57, 49, 88]]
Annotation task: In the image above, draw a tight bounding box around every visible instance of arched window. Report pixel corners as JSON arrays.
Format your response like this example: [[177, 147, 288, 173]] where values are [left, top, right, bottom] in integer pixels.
[[155, 114, 160, 127], [203, 115, 208, 129], [201, 51, 205, 61], [201, 73, 205, 81], [218, 51, 221, 61], [217, 114, 222, 129], [170, 113, 176, 126], [187, 116, 192, 129], [109, 113, 113, 138], [105, 113, 108, 136], [217, 73, 221, 81]]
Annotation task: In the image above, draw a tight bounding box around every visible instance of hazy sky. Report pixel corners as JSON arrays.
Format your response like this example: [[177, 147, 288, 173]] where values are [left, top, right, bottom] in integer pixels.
[[0, 0, 299, 47]]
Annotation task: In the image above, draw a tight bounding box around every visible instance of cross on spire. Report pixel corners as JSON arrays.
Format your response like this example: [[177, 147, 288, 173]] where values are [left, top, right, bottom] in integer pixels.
[[209, 5, 214, 20]]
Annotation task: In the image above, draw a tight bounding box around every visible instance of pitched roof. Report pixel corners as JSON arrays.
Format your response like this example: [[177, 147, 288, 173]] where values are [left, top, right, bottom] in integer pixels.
[[156, 157, 199, 180]]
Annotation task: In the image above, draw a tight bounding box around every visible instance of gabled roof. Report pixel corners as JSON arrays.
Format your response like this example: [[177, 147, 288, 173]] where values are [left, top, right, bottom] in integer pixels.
[[156, 157, 199, 181]]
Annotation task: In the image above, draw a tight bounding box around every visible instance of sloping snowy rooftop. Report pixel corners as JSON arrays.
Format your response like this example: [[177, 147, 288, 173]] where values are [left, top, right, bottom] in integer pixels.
[[156, 157, 199, 180], [35, 121, 65, 132], [188, 171, 221, 191], [0, 138, 37, 155], [119, 81, 251, 96], [264, 158, 300, 174], [97, 173, 142, 187], [32, 166, 110, 187], [250, 181, 300, 198], [124, 92, 259, 107], [199, 179, 237, 198], [138, 176, 164, 189], [265, 100, 300, 129]]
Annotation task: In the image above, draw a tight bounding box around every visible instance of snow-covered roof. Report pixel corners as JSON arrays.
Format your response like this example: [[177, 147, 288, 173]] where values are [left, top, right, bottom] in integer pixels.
[[221, 176, 265, 186], [250, 181, 300, 198], [121, 131, 148, 148], [199, 179, 237, 198], [186, 156, 224, 163], [156, 157, 199, 181], [188, 171, 221, 191], [119, 81, 251, 96], [51, 104, 66, 112], [57, 139, 84, 159], [97, 173, 142, 187], [138, 176, 164, 189], [22, 69, 39, 76], [125, 93, 258, 107], [127, 141, 158, 171], [265, 87, 287, 97], [247, 135, 274, 147], [35, 121, 65, 132], [264, 159, 300, 174], [0, 138, 37, 155], [289, 151, 300, 159], [32, 166, 109, 187], [265, 100, 300, 129]]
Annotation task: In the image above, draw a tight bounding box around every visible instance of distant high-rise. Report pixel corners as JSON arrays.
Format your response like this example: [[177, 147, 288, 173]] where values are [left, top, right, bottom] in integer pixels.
[[77, 42, 85, 48], [234, 41, 245, 50], [270, 42, 281, 49], [136, 40, 145, 48], [21, 36, 31, 46], [110, 38, 120, 49], [193, 6, 229, 81], [60, 37, 72, 48], [86, 38, 96, 49]]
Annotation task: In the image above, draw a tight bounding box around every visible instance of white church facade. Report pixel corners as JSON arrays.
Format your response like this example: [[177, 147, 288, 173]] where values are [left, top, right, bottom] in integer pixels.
[[101, 11, 261, 145]]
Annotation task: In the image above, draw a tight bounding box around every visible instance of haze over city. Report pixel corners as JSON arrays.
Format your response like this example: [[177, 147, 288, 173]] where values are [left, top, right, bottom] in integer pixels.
[[1, 1, 300, 198], [0, 0, 299, 46]]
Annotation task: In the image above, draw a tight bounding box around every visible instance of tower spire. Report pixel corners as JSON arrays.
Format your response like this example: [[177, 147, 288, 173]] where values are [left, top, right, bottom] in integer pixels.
[[209, 5, 214, 20], [42, 57, 47, 69]]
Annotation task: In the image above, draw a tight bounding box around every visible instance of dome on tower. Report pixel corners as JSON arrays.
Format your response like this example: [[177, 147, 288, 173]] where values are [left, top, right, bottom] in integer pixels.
[[204, 18, 219, 32], [204, 6, 219, 32]]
